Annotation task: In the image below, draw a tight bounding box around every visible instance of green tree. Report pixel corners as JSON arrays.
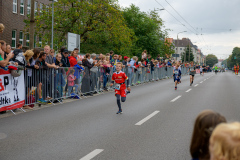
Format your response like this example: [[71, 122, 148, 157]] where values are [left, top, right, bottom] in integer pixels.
[[122, 4, 166, 58], [24, 0, 135, 54], [181, 45, 194, 62], [206, 54, 218, 67]]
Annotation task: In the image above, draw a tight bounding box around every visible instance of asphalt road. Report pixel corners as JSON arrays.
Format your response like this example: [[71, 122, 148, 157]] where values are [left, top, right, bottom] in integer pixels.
[[0, 71, 239, 160]]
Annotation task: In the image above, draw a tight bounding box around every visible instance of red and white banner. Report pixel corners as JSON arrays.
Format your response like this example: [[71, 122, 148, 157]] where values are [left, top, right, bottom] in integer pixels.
[[0, 70, 25, 111]]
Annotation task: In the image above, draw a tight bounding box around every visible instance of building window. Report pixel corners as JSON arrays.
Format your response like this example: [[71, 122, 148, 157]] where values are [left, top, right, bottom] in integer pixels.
[[26, 33, 30, 47], [180, 48, 182, 50], [40, 3, 43, 14], [34, 1, 38, 15], [34, 34, 36, 48], [27, 0, 31, 15], [12, 30, 16, 48], [13, 0, 17, 13], [39, 35, 42, 47], [19, 31, 24, 45], [20, 0, 24, 15]]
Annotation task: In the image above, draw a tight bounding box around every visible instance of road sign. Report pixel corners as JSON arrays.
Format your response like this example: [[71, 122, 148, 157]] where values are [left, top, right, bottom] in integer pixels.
[[67, 32, 80, 52]]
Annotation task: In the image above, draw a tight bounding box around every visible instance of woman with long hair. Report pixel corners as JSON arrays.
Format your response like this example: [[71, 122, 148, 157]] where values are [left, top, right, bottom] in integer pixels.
[[190, 110, 226, 160]]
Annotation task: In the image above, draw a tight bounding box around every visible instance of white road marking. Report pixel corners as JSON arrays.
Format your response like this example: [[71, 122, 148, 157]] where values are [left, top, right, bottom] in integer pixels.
[[204, 79, 206, 81], [170, 95, 182, 102], [200, 81, 203, 83], [135, 111, 160, 126], [194, 84, 199, 87], [186, 89, 192, 93], [80, 149, 104, 160]]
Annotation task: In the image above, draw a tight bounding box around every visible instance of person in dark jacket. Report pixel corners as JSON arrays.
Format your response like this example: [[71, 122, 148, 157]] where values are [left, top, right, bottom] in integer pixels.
[[61, 49, 70, 67], [12, 43, 23, 61], [81, 53, 95, 96]]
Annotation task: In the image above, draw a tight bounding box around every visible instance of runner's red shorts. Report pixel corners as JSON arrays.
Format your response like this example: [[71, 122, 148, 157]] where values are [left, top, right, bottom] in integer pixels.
[[115, 89, 126, 97]]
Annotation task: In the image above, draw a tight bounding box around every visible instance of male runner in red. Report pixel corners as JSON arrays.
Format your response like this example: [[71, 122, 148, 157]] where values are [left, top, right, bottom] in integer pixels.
[[110, 62, 131, 114]]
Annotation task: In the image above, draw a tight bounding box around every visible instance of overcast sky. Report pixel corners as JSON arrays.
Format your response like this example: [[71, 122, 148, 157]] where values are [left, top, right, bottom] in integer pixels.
[[117, 0, 240, 59]]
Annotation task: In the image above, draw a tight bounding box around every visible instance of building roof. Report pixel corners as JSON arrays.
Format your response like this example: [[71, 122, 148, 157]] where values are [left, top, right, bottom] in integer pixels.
[[173, 38, 194, 47]]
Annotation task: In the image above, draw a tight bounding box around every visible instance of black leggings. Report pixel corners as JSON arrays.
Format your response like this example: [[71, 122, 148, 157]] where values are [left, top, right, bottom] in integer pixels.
[[116, 94, 126, 111]]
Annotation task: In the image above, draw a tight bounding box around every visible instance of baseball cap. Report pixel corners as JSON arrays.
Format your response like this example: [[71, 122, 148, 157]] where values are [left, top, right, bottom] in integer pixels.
[[124, 56, 128, 60], [63, 49, 68, 53], [77, 61, 82, 65]]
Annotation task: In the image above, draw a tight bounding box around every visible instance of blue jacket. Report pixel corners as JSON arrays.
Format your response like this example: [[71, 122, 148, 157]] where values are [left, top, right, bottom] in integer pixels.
[[73, 64, 84, 78]]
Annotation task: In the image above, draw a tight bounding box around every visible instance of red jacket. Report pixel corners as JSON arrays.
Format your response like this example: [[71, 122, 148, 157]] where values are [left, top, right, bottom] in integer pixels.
[[68, 56, 77, 67]]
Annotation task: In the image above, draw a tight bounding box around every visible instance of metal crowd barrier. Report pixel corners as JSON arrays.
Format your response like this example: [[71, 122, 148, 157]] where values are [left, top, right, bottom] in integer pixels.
[[23, 66, 190, 107]]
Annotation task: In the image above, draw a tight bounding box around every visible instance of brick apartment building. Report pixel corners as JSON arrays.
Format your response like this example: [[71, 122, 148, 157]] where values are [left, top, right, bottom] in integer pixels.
[[0, 0, 51, 49]]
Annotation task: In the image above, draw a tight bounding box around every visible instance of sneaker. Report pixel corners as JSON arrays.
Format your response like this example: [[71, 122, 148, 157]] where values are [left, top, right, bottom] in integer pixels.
[[175, 86, 177, 90], [38, 98, 47, 103], [190, 83, 192, 86], [126, 91, 131, 95], [116, 110, 122, 114]]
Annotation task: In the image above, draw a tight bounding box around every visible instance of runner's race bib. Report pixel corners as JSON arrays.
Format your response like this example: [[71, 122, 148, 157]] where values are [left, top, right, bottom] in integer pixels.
[[174, 70, 179, 75], [115, 84, 120, 90]]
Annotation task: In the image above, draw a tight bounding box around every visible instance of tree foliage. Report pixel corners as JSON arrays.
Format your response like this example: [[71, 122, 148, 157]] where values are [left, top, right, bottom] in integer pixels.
[[24, 1, 171, 57], [226, 47, 240, 68], [206, 54, 218, 67], [181, 45, 194, 62], [122, 5, 167, 58], [25, 0, 135, 54]]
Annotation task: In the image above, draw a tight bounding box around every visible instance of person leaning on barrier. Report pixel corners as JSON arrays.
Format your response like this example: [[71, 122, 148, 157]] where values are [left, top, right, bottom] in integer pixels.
[[35, 52, 48, 103], [0, 40, 13, 67], [12, 43, 23, 61], [61, 49, 70, 67], [190, 110, 226, 160], [82, 54, 95, 96], [44, 45, 58, 69]]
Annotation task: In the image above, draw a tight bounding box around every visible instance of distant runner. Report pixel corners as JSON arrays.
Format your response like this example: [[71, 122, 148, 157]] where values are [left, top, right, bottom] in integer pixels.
[[189, 62, 196, 86], [173, 64, 181, 90]]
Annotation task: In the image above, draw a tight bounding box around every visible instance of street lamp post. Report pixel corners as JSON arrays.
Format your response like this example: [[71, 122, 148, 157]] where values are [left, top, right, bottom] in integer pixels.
[[49, 0, 57, 49], [176, 31, 187, 61]]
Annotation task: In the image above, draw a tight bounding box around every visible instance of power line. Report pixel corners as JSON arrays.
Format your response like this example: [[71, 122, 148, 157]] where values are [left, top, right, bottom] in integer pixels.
[[154, 0, 185, 27], [164, 0, 198, 34], [163, 0, 207, 47]]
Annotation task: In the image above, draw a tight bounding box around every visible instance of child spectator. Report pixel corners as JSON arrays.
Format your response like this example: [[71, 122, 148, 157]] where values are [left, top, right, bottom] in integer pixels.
[[209, 122, 240, 160], [190, 110, 226, 160], [67, 69, 79, 96]]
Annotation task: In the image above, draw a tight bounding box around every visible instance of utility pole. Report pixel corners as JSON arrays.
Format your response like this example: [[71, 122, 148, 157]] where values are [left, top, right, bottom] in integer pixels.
[[184, 49, 186, 63], [51, 0, 54, 49], [29, 0, 35, 49], [188, 39, 190, 62]]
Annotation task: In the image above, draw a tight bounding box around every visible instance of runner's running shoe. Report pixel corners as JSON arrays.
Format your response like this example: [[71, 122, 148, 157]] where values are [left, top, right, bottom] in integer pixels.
[[116, 109, 122, 114]]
